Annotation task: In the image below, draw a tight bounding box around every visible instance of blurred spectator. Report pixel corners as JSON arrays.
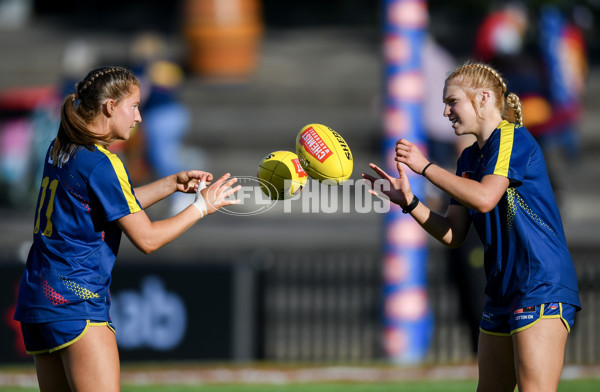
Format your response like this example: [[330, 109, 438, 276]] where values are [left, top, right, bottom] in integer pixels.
[[60, 40, 100, 97], [536, 5, 587, 164], [0, 39, 97, 208], [0, 0, 32, 30], [474, 2, 528, 63], [130, 32, 207, 215], [0, 86, 58, 208], [474, 3, 588, 202]]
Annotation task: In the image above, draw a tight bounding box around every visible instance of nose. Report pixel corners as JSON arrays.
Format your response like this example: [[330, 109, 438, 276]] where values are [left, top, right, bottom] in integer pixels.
[[443, 104, 450, 117]]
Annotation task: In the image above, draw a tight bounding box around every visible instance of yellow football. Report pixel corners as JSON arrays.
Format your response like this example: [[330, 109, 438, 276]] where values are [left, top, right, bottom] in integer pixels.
[[257, 150, 308, 200], [295, 123, 353, 183]]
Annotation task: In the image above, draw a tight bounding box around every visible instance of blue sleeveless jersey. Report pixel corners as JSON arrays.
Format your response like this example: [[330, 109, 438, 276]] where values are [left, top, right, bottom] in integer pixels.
[[451, 121, 581, 312], [14, 142, 141, 323]]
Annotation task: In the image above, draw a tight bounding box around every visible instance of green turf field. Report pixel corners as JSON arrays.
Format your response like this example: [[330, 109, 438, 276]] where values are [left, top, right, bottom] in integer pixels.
[[1, 380, 600, 392]]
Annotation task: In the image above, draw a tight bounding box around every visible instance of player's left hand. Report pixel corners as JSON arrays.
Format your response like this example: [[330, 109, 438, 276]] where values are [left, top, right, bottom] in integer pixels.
[[175, 170, 214, 193], [362, 162, 413, 208]]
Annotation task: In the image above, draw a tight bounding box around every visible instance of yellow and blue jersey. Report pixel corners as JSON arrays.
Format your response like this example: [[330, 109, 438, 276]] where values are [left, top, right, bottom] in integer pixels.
[[451, 121, 581, 313], [14, 141, 141, 323]]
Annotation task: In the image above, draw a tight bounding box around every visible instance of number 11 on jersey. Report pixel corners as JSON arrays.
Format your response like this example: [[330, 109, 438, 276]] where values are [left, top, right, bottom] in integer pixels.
[[34, 177, 58, 236]]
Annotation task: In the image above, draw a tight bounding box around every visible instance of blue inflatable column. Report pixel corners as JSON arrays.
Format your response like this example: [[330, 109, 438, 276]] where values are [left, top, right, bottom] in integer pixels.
[[382, 0, 433, 364]]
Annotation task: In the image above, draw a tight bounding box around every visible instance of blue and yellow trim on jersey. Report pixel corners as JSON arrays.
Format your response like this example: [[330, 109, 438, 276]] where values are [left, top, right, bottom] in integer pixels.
[[96, 144, 141, 214], [493, 120, 516, 178]]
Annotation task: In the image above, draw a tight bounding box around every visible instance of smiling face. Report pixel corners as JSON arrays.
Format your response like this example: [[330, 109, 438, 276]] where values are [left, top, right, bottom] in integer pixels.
[[107, 86, 142, 142], [443, 82, 480, 137]]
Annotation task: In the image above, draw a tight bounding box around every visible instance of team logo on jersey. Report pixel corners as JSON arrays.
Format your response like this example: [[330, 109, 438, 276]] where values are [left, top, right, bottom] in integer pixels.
[[462, 171, 474, 179]]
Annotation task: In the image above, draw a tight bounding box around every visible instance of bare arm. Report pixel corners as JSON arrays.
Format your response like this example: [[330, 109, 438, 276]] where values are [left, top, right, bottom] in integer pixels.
[[118, 206, 201, 254], [363, 163, 472, 248], [119, 173, 240, 254], [408, 199, 472, 248], [396, 138, 509, 213], [418, 164, 509, 213], [134, 170, 213, 210]]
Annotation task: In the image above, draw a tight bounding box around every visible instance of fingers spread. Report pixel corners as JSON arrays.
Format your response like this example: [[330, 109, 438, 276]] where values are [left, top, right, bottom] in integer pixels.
[[361, 173, 377, 184], [369, 163, 393, 181], [212, 173, 232, 187]]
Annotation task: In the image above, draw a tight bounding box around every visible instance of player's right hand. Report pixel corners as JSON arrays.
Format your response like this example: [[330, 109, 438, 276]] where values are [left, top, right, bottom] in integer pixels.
[[201, 173, 241, 215]]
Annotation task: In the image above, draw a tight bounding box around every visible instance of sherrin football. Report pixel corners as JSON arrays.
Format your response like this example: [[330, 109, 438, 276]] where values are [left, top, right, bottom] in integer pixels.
[[295, 123, 353, 183], [257, 151, 308, 200]]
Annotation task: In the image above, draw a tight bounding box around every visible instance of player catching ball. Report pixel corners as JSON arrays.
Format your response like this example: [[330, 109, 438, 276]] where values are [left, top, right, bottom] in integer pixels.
[[364, 62, 580, 391], [14, 66, 241, 391]]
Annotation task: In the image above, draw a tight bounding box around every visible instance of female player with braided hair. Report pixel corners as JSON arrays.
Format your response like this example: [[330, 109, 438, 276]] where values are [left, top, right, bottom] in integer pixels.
[[364, 62, 580, 391], [14, 66, 241, 391]]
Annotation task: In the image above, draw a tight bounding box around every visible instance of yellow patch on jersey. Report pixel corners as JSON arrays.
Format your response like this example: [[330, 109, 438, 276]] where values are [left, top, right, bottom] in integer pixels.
[[494, 120, 515, 178], [96, 144, 141, 214]]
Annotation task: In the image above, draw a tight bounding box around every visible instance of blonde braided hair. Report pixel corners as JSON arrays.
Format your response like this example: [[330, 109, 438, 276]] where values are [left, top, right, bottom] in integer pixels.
[[505, 92, 523, 126], [446, 61, 524, 126]]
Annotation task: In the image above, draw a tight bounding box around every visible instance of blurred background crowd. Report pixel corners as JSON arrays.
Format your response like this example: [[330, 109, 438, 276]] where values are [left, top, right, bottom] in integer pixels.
[[0, 0, 597, 213], [0, 0, 599, 367]]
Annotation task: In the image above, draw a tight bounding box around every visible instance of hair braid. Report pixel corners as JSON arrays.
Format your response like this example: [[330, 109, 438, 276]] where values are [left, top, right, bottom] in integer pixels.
[[472, 63, 507, 95], [75, 66, 121, 98], [506, 92, 524, 126], [51, 66, 139, 166], [446, 61, 523, 126]]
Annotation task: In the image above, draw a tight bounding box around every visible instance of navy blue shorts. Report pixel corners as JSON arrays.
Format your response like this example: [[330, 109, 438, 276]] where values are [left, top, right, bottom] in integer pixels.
[[20, 320, 115, 355], [480, 302, 576, 336]]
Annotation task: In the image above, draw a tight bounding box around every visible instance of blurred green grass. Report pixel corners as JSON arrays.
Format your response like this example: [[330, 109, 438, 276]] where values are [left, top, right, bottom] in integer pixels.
[[2, 380, 600, 392]]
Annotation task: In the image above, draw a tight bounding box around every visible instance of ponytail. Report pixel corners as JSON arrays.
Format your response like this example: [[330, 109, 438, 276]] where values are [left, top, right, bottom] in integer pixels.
[[505, 92, 524, 126]]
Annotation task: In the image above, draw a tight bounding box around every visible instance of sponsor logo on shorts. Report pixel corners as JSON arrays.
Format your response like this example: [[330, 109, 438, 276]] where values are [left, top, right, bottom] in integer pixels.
[[514, 306, 536, 321], [514, 314, 535, 321], [514, 306, 536, 314]]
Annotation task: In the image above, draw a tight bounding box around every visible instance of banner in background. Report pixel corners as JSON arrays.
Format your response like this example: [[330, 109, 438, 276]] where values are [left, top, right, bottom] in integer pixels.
[[0, 262, 244, 363], [382, 0, 433, 364]]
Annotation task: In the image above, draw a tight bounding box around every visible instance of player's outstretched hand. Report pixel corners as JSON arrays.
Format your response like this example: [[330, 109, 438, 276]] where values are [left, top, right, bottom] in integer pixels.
[[200, 173, 241, 215], [362, 162, 413, 208], [175, 170, 214, 194]]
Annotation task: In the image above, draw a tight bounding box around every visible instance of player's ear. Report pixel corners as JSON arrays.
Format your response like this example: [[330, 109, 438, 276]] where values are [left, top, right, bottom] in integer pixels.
[[480, 90, 493, 107], [103, 99, 116, 117]]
